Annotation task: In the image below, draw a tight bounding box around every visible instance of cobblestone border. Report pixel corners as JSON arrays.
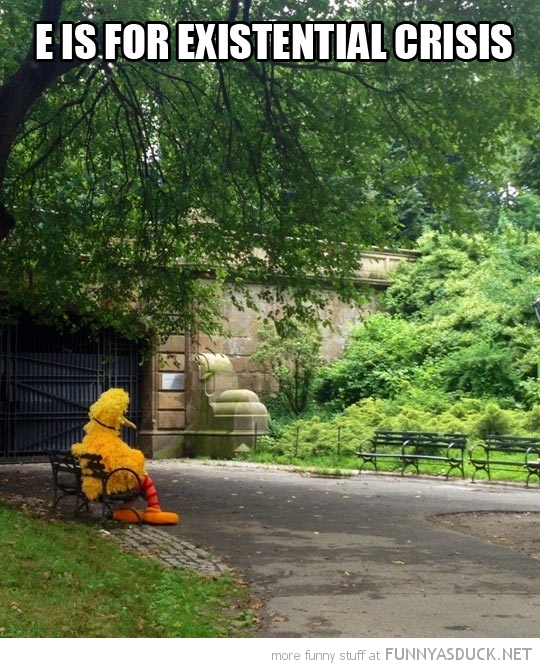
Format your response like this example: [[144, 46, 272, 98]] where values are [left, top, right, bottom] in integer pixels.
[[1, 492, 230, 577], [105, 524, 231, 576]]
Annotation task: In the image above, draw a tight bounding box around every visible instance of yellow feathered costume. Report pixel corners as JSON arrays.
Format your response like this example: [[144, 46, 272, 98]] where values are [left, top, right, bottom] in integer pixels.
[[72, 388, 179, 525]]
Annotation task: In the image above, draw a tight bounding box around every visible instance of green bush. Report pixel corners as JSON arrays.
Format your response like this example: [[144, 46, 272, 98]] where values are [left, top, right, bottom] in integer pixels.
[[314, 313, 426, 409], [252, 319, 323, 415], [315, 227, 540, 411], [472, 403, 515, 439], [257, 394, 540, 463], [254, 214, 540, 470], [438, 341, 519, 397]]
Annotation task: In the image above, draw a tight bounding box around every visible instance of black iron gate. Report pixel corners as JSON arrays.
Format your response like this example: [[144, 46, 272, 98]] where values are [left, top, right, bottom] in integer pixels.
[[0, 314, 141, 460]]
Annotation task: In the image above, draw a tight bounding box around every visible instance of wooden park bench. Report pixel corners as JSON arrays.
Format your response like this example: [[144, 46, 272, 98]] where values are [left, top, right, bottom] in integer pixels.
[[356, 429, 467, 478], [49, 450, 145, 521], [468, 434, 540, 486]]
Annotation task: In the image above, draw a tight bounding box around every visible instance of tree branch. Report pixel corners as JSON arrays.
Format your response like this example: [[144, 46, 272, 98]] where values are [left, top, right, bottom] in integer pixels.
[[39, 0, 64, 23], [228, 0, 240, 22], [228, 0, 252, 23]]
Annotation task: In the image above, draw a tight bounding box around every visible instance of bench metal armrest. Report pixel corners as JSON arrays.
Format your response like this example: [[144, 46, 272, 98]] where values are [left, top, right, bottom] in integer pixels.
[[401, 439, 416, 454], [103, 467, 144, 495], [358, 437, 376, 453], [469, 443, 488, 459], [525, 447, 540, 466], [447, 441, 464, 458]]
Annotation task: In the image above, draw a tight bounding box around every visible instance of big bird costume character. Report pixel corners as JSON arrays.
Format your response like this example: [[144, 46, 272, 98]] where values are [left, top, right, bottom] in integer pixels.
[[72, 388, 179, 525]]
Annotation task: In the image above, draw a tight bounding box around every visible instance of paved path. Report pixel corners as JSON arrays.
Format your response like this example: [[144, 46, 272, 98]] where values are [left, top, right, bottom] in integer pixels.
[[3, 458, 540, 637], [149, 460, 540, 638]]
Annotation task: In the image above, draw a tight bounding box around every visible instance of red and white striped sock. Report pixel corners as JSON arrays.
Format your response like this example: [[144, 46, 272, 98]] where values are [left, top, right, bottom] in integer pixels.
[[141, 475, 160, 509]]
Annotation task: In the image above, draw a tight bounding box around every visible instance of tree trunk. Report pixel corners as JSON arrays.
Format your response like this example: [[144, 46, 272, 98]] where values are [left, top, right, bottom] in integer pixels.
[[0, 0, 76, 240]]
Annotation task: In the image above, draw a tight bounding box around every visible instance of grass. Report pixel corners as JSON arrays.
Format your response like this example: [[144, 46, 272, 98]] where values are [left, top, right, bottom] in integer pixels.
[[247, 449, 540, 486], [0, 504, 256, 638]]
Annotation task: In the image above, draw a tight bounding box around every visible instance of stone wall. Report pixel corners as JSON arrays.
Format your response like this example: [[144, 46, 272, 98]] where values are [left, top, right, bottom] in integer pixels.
[[138, 334, 189, 458], [193, 284, 378, 396], [192, 249, 419, 394], [139, 248, 418, 458]]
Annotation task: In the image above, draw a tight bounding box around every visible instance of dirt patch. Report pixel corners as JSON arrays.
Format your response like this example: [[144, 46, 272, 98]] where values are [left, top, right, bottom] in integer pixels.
[[0, 462, 70, 519], [430, 510, 540, 560]]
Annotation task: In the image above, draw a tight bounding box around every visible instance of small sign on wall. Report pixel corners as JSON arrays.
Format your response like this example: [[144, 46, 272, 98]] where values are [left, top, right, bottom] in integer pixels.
[[160, 372, 184, 391]]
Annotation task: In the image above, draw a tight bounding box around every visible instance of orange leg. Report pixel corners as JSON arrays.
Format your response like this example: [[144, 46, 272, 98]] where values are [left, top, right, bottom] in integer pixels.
[[113, 474, 179, 525]]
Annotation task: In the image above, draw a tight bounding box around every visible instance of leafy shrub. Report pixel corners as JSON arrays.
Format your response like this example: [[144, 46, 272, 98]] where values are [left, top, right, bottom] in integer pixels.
[[257, 394, 540, 462], [518, 378, 540, 410], [252, 319, 323, 415], [472, 403, 519, 439], [315, 228, 540, 411], [314, 313, 426, 409], [523, 404, 540, 432], [448, 398, 485, 419], [438, 341, 519, 398], [257, 220, 540, 465]]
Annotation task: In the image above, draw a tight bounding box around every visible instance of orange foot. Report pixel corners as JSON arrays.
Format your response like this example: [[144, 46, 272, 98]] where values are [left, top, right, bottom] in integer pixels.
[[112, 508, 143, 523], [142, 507, 179, 525]]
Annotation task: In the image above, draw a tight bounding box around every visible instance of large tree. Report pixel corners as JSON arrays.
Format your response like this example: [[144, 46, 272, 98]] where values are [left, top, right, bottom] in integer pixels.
[[0, 0, 536, 340]]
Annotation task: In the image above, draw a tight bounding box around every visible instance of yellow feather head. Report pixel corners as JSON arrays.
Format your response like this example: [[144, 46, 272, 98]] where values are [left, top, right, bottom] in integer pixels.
[[84, 388, 136, 433]]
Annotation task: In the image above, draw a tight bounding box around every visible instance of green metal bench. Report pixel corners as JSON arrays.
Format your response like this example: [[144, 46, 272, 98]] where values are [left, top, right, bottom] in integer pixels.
[[357, 429, 467, 478], [469, 435, 540, 486], [49, 450, 145, 520]]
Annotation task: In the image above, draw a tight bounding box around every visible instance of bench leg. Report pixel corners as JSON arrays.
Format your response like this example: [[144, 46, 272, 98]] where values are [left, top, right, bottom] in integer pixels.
[[357, 458, 377, 473], [471, 466, 490, 482], [401, 459, 420, 476], [446, 462, 465, 479], [526, 468, 540, 487]]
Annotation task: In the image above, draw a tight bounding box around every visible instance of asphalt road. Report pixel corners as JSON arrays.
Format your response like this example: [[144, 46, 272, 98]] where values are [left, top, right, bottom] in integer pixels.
[[149, 460, 540, 638]]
